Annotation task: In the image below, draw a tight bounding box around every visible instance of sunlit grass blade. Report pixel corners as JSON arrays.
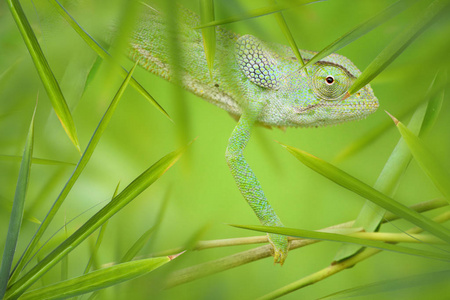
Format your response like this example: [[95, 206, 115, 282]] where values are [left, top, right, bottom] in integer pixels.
[[4, 141, 191, 299], [335, 93, 431, 261], [6, 0, 80, 152], [0, 155, 75, 166], [420, 72, 446, 136], [302, 0, 419, 69], [347, 0, 450, 95], [121, 190, 170, 262], [20, 256, 175, 300], [231, 224, 450, 261], [272, 0, 305, 67], [48, 0, 170, 120], [258, 214, 450, 300], [318, 269, 450, 300], [84, 184, 120, 274], [9, 63, 138, 285], [279, 142, 450, 243], [60, 222, 68, 281], [200, 0, 216, 79], [334, 77, 447, 162], [0, 105, 35, 299], [194, 0, 324, 29], [388, 113, 450, 203]]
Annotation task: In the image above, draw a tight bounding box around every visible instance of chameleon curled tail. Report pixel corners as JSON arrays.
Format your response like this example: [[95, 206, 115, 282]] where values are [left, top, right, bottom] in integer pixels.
[[130, 4, 379, 265]]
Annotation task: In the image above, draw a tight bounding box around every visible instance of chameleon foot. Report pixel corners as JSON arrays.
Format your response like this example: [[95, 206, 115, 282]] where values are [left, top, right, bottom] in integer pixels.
[[268, 233, 289, 265]]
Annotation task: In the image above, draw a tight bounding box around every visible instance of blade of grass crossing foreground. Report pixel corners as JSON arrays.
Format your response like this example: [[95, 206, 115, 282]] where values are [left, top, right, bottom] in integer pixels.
[[6, 0, 80, 152], [279, 143, 450, 244], [0, 107, 36, 299], [20, 256, 174, 300], [389, 113, 450, 203], [318, 269, 450, 300], [194, 0, 324, 29], [0, 155, 75, 166], [4, 141, 191, 299], [48, 0, 170, 120], [335, 92, 431, 261], [272, 0, 306, 67], [302, 0, 420, 69], [348, 0, 450, 95], [231, 225, 450, 261], [9, 63, 138, 285], [200, 0, 216, 79], [84, 183, 120, 274]]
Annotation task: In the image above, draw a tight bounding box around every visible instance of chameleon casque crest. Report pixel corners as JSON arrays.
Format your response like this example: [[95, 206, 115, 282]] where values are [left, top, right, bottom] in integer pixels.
[[130, 4, 379, 264]]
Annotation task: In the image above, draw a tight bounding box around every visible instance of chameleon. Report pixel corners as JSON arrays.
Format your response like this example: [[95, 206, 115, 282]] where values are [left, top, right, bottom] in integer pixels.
[[129, 4, 379, 264]]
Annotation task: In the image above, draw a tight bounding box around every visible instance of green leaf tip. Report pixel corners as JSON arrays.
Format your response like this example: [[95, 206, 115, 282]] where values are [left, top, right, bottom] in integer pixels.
[[168, 251, 185, 261], [385, 110, 399, 125]]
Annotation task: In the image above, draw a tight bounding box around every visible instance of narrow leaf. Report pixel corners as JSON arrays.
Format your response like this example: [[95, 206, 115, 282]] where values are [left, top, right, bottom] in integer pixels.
[[6, 0, 80, 151], [20, 256, 172, 300], [194, 0, 324, 29], [0, 155, 75, 166], [279, 142, 450, 244], [200, 0, 216, 79], [5, 142, 190, 299], [348, 0, 450, 95], [9, 63, 137, 285], [272, 0, 305, 67], [232, 224, 450, 261], [319, 269, 450, 299], [389, 113, 450, 203], [84, 183, 120, 274], [335, 97, 429, 261], [302, 0, 420, 69], [0, 106, 35, 299], [48, 0, 170, 120]]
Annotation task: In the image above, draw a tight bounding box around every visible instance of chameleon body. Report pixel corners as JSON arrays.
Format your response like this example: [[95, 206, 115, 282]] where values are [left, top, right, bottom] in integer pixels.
[[130, 5, 379, 264]]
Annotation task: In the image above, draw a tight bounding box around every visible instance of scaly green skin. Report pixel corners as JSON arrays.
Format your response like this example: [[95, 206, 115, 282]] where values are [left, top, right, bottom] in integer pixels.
[[130, 5, 379, 264]]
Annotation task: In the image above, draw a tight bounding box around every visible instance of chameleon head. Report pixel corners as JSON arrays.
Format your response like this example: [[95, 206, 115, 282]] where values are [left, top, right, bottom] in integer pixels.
[[286, 53, 379, 127]]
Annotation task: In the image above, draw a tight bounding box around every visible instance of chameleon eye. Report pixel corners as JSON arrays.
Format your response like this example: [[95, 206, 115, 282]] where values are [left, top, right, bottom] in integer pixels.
[[311, 66, 352, 101]]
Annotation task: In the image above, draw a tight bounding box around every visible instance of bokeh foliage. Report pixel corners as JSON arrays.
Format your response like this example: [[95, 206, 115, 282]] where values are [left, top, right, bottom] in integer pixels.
[[0, 0, 449, 299]]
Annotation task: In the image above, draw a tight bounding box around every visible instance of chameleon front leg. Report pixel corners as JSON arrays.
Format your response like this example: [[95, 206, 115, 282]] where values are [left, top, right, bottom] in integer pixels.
[[225, 101, 289, 264]]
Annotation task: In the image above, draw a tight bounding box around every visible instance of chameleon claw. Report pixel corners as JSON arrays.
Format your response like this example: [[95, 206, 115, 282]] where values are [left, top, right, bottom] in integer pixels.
[[268, 233, 289, 265]]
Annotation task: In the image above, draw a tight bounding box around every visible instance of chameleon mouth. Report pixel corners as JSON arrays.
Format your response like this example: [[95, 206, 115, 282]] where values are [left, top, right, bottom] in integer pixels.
[[295, 97, 379, 115]]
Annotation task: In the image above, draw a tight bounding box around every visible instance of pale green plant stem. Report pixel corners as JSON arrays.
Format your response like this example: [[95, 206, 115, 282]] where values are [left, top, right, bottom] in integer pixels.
[[258, 211, 450, 300], [165, 198, 447, 288]]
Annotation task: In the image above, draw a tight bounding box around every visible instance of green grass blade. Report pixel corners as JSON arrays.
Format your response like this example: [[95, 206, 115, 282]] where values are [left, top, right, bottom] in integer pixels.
[[272, 0, 305, 67], [9, 63, 138, 285], [20, 256, 173, 300], [0, 155, 75, 166], [302, 0, 419, 69], [200, 0, 216, 79], [48, 0, 170, 120], [318, 269, 450, 299], [0, 105, 35, 299], [84, 184, 120, 275], [335, 95, 430, 261], [420, 72, 446, 136], [4, 141, 190, 299], [389, 113, 450, 203], [194, 0, 324, 29], [279, 142, 450, 243], [60, 222, 68, 281], [6, 0, 80, 152], [334, 77, 447, 162], [348, 0, 450, 95], [231, 224, 450, 261]]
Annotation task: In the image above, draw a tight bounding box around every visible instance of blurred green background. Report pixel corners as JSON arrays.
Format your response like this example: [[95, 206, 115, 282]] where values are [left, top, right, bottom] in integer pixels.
[[0, 0, 449, 299]]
